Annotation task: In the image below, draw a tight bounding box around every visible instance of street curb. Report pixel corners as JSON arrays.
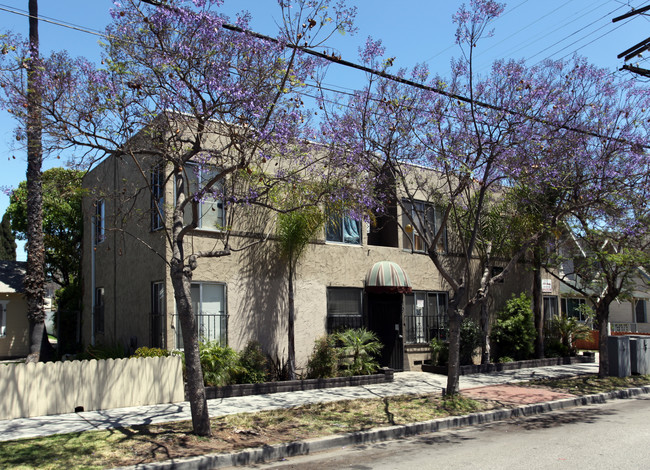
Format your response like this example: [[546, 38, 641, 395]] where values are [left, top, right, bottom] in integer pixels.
[[113, 385, 650, 470]]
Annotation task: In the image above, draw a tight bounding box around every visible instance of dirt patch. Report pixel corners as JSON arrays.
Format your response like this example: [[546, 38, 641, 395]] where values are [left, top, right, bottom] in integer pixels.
[[462, 385, 575, 405]]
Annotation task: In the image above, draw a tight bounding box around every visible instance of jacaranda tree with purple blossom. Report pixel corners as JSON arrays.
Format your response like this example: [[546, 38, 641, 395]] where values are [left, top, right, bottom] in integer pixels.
[[322, 0, 550, 394], [0, 0, 359, 436]]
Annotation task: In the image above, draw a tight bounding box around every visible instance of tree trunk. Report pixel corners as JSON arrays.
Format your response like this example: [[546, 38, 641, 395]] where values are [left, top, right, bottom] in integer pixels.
[[171, 260, 211, 436], [287, 262, 296, 380], [597, 303, 610, 379], [445, 287, 464, 395], [532, 248, 544, 359], [480, 296, 490, 364], [24, 0, 46, 363]]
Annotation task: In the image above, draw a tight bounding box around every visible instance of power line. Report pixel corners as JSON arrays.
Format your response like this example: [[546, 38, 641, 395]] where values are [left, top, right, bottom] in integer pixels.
[[0, 1, 645, 149]]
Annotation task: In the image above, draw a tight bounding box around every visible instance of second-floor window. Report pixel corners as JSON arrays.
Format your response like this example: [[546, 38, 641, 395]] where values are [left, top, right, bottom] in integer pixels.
[[183, 165, 225, 230], [95, 199, 105, 244], [402, 199, 446, 253], [326, 211, 361, 245], [151, 165, 164, 231]]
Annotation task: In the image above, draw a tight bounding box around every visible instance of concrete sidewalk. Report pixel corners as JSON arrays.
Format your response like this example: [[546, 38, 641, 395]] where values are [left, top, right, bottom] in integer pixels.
[[0, 362, 598, 442]]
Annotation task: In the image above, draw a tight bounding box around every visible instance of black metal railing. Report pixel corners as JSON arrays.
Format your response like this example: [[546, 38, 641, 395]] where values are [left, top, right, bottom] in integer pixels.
[[404, 314, 447, 344], [326, 314, 364, 334], [174, 312, 228, 349]]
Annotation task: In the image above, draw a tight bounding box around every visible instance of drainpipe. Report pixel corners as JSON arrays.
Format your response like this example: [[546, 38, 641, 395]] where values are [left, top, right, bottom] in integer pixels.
[[91, 208, 96, 346]]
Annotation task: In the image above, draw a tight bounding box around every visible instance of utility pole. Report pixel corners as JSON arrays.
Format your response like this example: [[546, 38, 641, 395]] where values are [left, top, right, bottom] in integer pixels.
[[613, 5, 650, 77]]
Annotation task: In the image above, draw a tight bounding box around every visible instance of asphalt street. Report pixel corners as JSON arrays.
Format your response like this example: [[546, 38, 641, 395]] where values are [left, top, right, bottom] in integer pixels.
[[245, 395, 650, 470]]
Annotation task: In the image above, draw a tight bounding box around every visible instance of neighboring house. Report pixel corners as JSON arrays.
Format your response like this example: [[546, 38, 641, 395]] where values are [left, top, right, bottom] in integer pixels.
[[0, 261, 29, 359], [554, 239, 650, 333], [80, 141, 548, 371]]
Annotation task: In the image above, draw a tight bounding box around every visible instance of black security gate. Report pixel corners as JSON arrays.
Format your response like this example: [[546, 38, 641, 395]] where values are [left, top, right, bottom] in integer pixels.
[[368, 293, 404, 371]]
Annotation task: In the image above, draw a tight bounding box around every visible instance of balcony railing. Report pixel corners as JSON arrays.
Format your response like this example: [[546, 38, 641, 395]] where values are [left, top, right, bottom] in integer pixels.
[[174, 312, 228, 349]]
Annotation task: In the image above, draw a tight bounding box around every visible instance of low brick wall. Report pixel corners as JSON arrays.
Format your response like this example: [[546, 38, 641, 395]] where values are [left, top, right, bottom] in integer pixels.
[[202, 368, 394, 400], [0, 356, 184, 420], [422, 355, 595, 376]]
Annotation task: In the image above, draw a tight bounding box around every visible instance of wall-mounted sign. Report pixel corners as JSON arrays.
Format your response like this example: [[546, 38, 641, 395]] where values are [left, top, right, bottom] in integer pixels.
[[542, 279, 553, 293]]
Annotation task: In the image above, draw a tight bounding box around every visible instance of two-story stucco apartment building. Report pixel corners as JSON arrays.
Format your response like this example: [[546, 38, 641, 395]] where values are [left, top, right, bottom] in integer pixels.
[[80, 127, 562, 371]]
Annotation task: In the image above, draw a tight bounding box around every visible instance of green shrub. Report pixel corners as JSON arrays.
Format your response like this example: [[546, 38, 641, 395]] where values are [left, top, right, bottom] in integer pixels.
[[490, 293, 536, 361], [77, 343, 128, 360], [459, 318, 481, 365], [334, 328, 382, 376], [498, 356, 514, 363], [199, 341, 244, 387], [545, 315, 592, 357], [236, 341, 268, 384], [306, 336, 340, 379], [132, 347, 170, 358], [430, 338, 449, 366]]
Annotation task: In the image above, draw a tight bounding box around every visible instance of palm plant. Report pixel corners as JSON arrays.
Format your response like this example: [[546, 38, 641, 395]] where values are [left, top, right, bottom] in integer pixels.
[[334, 328, 383, 376], [277, 207, 324, 379]]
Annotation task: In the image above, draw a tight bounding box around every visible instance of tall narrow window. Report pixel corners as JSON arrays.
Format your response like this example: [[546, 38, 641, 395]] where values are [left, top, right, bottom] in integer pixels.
[[95, 199, 105, 244], [543, 296, 559, 323], [183, 165, 225, 230], [177, 282, 227, 348], [404, 291, 448, 343], [94, 287, 105, 334], [0, 301, 7, 337], [151, 282, 165, 348], [151, 166, 164, 231], [635, 299, 647, 324], [326, 211, 361, 244], [402, 200, 446, 253]]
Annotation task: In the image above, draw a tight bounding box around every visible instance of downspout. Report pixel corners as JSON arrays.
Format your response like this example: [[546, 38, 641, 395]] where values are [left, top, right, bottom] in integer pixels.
[[113, 155, 118, 345], [91, 206, 96, 346]]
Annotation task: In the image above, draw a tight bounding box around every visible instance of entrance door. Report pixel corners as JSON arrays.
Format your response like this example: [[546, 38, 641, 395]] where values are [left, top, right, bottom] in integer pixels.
[[368, 293, 404, 370]]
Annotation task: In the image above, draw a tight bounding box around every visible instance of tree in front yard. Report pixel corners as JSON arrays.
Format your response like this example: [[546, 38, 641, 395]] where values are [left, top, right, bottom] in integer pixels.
[[0, 0, 361, 436]]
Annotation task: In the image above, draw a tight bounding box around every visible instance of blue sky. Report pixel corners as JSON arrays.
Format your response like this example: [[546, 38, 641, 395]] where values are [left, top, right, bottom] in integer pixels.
[[0, 0, 647, 260]]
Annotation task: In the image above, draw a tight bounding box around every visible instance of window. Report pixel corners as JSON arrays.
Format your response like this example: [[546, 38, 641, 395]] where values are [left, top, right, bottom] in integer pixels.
[[402, 200, 446, 253], [326, 287, 363, 333], [177, 282, 227, 348], [0, 301, 7, 337], [94, 287, 105, 334], [151, 165, 165, 231], [404, 291, 448, 343], [326, 212, 361, 244], [95, 199, 105, 244], [561, 297, 588, 322], [635, 299, 647, 324], [543, 296, 559, 323], [183, 165, 225, 230], [151, 282, 165, 348]]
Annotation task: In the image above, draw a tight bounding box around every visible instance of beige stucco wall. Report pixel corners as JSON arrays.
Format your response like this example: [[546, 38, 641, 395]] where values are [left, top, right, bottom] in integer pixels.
[[0, 293, 29, 358], [82, 153, 168, 351], [80, 141, 543, 371]]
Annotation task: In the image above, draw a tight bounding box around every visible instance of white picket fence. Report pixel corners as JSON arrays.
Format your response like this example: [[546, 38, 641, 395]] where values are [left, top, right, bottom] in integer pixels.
[[0, 356, 184, 420]]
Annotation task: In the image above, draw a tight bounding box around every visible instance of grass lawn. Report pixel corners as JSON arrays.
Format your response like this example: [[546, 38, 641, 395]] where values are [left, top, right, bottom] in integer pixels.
[[1, 375, 649, 469]]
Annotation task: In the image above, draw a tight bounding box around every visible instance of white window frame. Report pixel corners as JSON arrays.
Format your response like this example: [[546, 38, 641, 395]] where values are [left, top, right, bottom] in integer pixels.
[[183, 164, 225, 231], [176, 282, 227, 348], [325, 211, 362, 245], [0, 300, 7, 337], [402, 199, 447, 254]]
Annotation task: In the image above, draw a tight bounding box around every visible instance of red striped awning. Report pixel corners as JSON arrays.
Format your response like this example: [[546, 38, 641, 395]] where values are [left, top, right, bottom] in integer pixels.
[[365, 261, 412, 294]]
